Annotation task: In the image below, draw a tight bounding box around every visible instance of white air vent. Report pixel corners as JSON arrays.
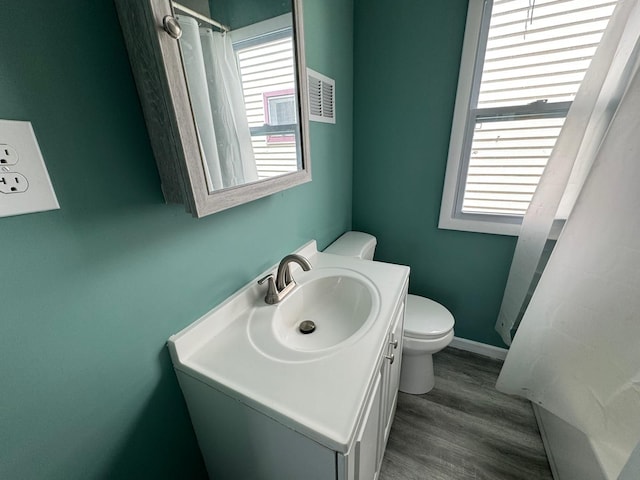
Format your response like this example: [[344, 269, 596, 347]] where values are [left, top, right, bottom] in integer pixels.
[[307, 68, 335, 124]]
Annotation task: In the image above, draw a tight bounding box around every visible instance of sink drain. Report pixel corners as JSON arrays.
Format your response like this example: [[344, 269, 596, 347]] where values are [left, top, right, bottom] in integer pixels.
[[299, 320, 316, 334]]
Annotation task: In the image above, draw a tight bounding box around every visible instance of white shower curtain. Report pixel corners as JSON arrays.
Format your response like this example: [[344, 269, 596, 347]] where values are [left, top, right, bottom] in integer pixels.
[[177, 15, 224, 191], [495, 0, 640, 345], [177, 16, 257, 191], [200, 29, 258, 187], [496, 1, 640, 478]]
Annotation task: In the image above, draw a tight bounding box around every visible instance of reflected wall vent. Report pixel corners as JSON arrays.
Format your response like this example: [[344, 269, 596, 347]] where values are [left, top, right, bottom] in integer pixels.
[[307, 68, 335, 124]]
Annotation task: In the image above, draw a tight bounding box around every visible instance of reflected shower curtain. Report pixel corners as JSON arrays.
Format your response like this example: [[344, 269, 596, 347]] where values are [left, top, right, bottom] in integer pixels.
[[496, 2, 640, 477], [177, 17, 257, 191], [200, 29, 258, 187], [177, 16, 224, 191]]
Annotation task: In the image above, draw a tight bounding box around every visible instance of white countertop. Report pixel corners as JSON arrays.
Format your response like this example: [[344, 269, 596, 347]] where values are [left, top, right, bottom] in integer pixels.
[[168, 241, 410, 452]]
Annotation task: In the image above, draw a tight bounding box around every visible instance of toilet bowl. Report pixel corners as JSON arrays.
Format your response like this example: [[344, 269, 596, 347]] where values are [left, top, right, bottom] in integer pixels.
[[325, 231, 455, 395], [400, 294, 454, 394]]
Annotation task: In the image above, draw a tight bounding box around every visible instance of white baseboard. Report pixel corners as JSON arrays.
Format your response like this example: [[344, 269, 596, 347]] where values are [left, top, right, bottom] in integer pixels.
[[449, 336, 508, 360]]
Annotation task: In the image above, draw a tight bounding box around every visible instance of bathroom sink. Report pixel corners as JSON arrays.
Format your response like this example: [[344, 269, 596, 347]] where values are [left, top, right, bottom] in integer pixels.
[[168, 240, 411, 456], [248, 268, 380, 361]]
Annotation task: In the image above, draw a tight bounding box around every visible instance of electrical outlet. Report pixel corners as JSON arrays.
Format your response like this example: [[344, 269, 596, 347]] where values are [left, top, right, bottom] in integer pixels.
[[0, 172, 29, 194], [0, 120, 59, 217], [0, 144, 18, 166]]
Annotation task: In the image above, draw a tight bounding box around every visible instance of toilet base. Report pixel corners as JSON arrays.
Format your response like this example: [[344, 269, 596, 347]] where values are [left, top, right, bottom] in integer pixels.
[[399, 351, 435, 395]]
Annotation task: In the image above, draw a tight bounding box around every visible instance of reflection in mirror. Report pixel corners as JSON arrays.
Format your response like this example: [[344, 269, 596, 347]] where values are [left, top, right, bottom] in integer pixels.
[[114, 0, 310, 217], [174, 1, 300, 193]]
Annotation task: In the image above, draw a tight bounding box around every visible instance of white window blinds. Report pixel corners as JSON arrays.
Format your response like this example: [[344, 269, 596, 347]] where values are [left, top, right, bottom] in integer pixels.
[[235, 35, 299, 179], [460, 0, 616, 216]]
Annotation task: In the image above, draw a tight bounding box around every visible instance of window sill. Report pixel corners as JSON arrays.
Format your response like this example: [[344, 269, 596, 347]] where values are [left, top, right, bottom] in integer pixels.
[[438, 214, 566, 239], [438, 214, 522, 237]]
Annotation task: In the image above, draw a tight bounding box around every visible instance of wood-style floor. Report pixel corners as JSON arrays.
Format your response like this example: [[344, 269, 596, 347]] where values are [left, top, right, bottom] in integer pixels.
[[379, 347, 553, 480]]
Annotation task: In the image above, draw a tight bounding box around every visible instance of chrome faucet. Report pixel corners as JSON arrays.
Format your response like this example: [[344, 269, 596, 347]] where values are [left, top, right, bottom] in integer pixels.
[[258, 254, 312, 304]]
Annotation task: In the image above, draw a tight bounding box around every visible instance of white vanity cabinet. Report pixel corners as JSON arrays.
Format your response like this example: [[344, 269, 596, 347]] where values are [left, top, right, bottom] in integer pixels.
[[349, 369, 382, 480], [168, 242, 410, 480], [382, 302, 404, 447], [340, 298, 406, 480], [174, 293, 407, 480]]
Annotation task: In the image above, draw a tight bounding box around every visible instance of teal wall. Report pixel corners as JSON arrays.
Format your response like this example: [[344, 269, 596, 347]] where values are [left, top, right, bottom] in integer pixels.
[[0, 0, 353, 478], [213, 0, 291, 28], [352, 0, 516, 347]]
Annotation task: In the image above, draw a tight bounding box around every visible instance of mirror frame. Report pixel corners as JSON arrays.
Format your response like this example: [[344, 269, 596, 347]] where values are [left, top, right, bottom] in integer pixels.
[[115, 0, 311, 217]]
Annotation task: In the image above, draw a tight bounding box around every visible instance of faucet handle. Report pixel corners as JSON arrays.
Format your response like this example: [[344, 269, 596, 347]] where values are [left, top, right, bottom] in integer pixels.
[[258, 274, 279, 305]]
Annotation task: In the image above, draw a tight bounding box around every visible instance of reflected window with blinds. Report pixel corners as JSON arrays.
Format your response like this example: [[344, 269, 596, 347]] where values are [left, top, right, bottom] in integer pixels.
[[440, 0, 616, 234], [233, 25, 300, 179]]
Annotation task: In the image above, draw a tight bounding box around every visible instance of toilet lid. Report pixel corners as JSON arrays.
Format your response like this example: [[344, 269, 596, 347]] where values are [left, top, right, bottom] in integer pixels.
[[404, 294, 455, 339]]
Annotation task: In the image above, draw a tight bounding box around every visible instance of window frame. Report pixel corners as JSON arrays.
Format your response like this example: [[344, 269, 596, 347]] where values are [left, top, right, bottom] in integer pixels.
[[440, 0, 577, 236], [263, 88, 296, 143], [440, 0, 515, 235]]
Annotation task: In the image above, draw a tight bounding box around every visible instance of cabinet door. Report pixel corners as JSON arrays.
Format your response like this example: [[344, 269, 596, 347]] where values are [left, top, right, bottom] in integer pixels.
[[354, 369, 382, 480], [382, 302, 405, 446]]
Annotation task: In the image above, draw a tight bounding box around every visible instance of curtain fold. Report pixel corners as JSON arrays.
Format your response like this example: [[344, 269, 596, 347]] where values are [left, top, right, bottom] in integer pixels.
[[200, 29, 258, 187], [495, 0, 640, 345], [177, 17, 257, 191], [496, 2, 640, 477], [176, 15, 223, 191]]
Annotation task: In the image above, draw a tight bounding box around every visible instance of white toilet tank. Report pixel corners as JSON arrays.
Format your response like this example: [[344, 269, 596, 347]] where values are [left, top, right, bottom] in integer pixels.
[[324, 231, 377, 260]]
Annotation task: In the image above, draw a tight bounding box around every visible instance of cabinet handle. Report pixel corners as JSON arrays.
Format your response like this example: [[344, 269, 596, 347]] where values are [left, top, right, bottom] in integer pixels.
[[385, 353, 395, 364]]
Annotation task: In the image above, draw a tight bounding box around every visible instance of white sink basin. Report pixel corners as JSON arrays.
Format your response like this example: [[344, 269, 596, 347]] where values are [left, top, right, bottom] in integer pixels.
[[168, 240, 411, 452], [248, 267, 380, 361]]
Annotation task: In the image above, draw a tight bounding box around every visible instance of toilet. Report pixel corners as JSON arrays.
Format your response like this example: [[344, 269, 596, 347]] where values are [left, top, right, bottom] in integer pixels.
[[324, 231, 455, 394]]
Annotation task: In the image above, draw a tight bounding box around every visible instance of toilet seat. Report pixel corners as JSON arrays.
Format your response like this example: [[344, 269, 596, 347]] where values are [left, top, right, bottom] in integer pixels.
[[404, 294, 454, 340]]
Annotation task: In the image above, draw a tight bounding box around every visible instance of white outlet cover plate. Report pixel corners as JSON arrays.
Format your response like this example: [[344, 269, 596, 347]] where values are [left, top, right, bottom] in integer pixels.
[[0, 119, 59, 218]]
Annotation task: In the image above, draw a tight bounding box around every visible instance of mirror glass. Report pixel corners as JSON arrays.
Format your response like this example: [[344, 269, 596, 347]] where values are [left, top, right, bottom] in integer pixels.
[[173, 0, 302, 193]]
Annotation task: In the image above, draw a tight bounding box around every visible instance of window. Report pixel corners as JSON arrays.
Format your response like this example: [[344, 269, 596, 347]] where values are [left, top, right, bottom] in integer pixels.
[[439, 0, 616, 235], [263, 89, 296, 143], [232, 15, 300, 179]]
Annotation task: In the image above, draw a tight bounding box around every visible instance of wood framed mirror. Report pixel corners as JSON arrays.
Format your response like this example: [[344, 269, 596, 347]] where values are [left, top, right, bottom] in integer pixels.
[[115, 0, 311, 217]]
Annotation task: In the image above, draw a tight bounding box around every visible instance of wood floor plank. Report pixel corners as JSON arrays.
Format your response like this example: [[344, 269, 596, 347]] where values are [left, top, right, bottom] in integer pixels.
[[379, 347, 553, 480]]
